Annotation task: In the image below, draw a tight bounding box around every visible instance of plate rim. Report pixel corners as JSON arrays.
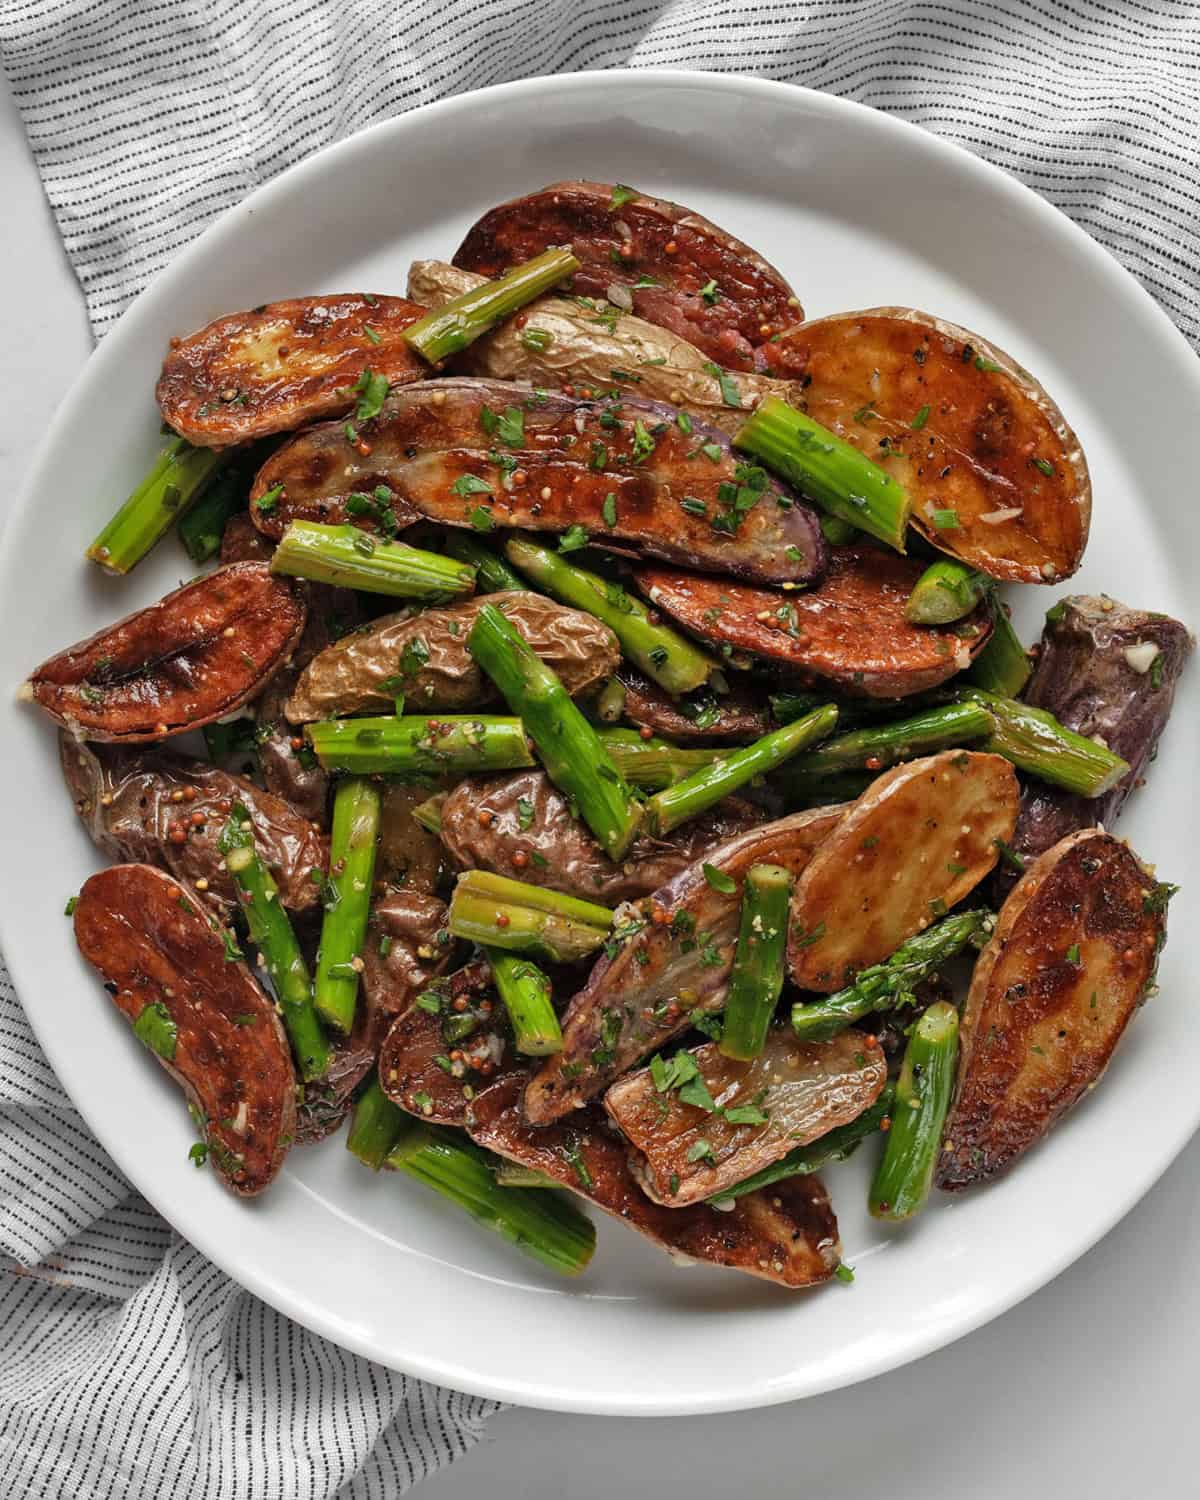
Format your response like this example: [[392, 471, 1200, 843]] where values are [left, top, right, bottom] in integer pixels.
[[2, 67, 1197, 1415]]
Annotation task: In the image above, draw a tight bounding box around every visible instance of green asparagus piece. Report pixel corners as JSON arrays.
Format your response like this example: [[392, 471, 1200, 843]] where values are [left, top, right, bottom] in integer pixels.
[[385, 1122, 596, 1276], [448, 870, 612, 964], [905, 559, 989, 625], [779, 768, 877, 809], [769, 690, 831, 726], [733, 396, 912, 552], [966, 597, 1032, 696], [708, 1083, 896, 1206], [313, 777, 381, 1033], [503, 536, 715, 695], [347, 1078, 408, 1169], [773, 702, 994, 791], [218, 804, 329, 1080], [442, 531, 530, 593], [719, 864, 793, 1061], [469, 602, 644, 861], [176, 456, 253, 564], [958, 687, 1130, 797], [869, 1000, 959, 1220], [819, 514, 860, 546], [484, 949, 561, 1056], [87, 438, 227, 574], [410, 794, 445, 835], [305, 715, 534, 775], [791, 909, 993, 1042], [645, 705, 838, 837], [402, 248, 581, 364], [593, 677, 627, 724], [271, 521, 477, 599], [594, 728, 724, 790], [493, 1162, 560, 1188]]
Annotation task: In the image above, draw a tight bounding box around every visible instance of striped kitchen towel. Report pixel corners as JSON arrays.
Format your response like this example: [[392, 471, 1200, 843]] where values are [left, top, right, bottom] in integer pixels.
[[2, 3, 1199, 1498]]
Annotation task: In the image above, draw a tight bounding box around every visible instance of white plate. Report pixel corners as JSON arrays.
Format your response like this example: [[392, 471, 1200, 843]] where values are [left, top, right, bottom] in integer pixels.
[[1, 71, 1196, 1416]]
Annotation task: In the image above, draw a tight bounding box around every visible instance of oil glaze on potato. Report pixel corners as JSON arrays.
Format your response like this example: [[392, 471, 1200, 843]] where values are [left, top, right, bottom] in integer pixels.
[[637, 545, 991, 697], [938, 829, 1169, 1190], [157, 294, 428, 447], [73, 864, 296, 1195], [25, 562, 306, 742], [452, 181, 805, 373], [787, 751, 1018, 991], [468, 1073, 841, 1288], [777, 309, 1090, 583]]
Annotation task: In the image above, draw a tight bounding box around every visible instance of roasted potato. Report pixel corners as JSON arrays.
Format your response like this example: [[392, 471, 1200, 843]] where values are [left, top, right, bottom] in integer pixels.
[[637, 544, 991, 697], [219, 511, 275, 563], [452, 181, 805, 373], [614, 666, 769, 742], [24, 562, 306, 742], [375, 781, 452, 894], [604, 1028, 886, 1206], [249, 378, 826, 586], [468, 1073, 841, 1288], [157, 294, 428, 447], [938, 829, 1171, 1189], [788, 751, 1019, 991], [524, 805, 846, 1124], [360, 891, 455, 1053], [407, 260, 805, 433], [73, 864, 296, 1195], [776, 309, 1091, 582]]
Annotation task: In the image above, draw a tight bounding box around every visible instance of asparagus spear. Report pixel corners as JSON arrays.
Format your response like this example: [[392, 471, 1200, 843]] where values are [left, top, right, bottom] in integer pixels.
[[644, 705, 838, 837], [442, 532, 530, 593], [218, 804, 329, 1080], [905, 559, 989, 625], [469, 602, 644, 861], [791, 909, 992, 1042], [386, 1122, 596, 1275], [305, 715, 534, 775], [485, 949, 561, 1056], [719, 864, 793, 1061], [313, 777, 381, 1033], [448, 870, 612, 963], [773, 702, 994, 790], [958, 687, 1130, 797], [347, 1077, 408, 1169], [708, 1083, 896, 1206], [494, 1162, 560, 1188], [778, 767, 876, 809], [594, 728, 724, 790], [733, 396, 912, 551], [819, 514, 860, 545], [503, 536, 714, 695], [402, 248, 581, 364], [177, 457, 252, 564], [769, 690, 831, 726], [869, 1000, 959, 1220], [410, 793, 445, 835], [593, 677, 627, 724], [87, 438, 227, 574], [271, 521, 477, 599], [966, 595, 1032, 696]]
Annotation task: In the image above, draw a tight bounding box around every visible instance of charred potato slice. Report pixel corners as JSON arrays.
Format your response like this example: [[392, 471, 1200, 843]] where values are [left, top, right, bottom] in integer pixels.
[[359, 891, 455, 1053], [452, 181, 805, 373], [777, 309, 1090, 583], [637, 544, 991, 697], [157, 294, 428, 447], [938, 829, 1170, 1189], [788, 751, 1019, 991], [615, 666, 769, 742], [24, 562, 306, 742], [73, 864, 296, 1195]]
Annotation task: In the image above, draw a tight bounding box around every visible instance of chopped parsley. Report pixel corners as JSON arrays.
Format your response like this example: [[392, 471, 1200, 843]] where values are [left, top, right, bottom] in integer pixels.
[[64, 895, 78, 916], [450, 474, 492, 497], [521, 327, 553, 353], [702, 863, 736, 894], [911, 404, 931, 430], [558, 524, 589, 553], [609, 183, 639, 210], [256, 482, 284, 515], [133, 1001, 177, 1062], [699, 279, 720, 304], [676, 411, 693, 435], [351, 367, 389, 423], [703, 361, 742, 408], [686, 1139, 717, 1166], [469, 506, 495, 532], [188, 1142, 209, 1168], [1033, 457, 1056, 477], [601, 492, 618, 527], [931, 508, 961, 530]]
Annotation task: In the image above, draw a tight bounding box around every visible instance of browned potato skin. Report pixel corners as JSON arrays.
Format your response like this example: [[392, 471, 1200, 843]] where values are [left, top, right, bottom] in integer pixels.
[[407, 260, 806, 434], [468, 1073, 841, 1288], [376, 781, 452, 894], [938, 830, 1167, 1190], [60, 738, 327, 916], [438, 769, 765, 904], [637, 544, 991, 697], [25, 563, 306, 742], [615, 667, 769, 742], [156, 295, 428, 448], [284, 592, 619, 722], [360, 891, 455, 1055], [778, 309, 1091, 583], [248, 378, 826, 586], [452, 182, 805, 374], [788, 751, 1019, 991], [525, 806, 846, 1125], [219, 511, 275, 563], [73, 864, 296, 1195], [604, 1028, 886, 1206]]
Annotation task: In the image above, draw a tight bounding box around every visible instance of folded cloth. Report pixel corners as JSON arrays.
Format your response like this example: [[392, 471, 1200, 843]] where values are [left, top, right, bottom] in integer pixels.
[[2, 2, 1199, 1496]]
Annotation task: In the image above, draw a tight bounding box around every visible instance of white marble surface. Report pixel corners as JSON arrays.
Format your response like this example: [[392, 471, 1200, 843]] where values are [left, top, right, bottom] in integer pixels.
[[2, 72, 1196, 1500]]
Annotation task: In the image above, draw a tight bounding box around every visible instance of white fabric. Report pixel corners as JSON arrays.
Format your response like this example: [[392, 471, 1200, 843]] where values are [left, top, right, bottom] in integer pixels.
[[2, 2, 1199, 1495]]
